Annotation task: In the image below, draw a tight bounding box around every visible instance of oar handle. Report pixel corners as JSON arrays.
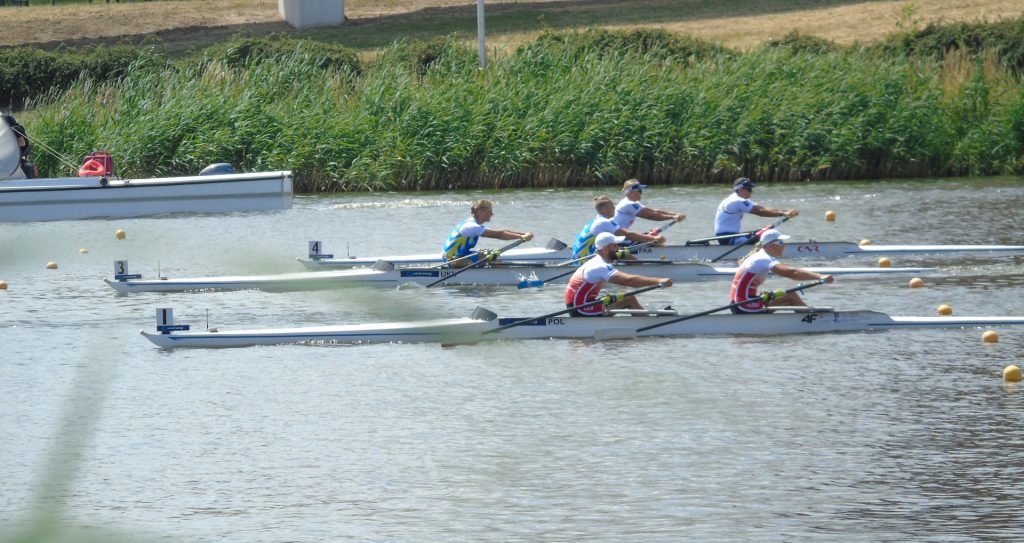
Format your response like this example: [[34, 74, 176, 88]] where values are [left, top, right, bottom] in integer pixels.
[[426, 237, 529, 288], [485, 283, 666, 334], [648, 219, 678, 236], [708, 215, 794, 263], [635, 278, 827, 333]]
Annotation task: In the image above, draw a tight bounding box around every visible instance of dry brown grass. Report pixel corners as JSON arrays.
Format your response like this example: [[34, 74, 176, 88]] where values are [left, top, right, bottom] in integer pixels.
[[0, 0, 1021, 51]]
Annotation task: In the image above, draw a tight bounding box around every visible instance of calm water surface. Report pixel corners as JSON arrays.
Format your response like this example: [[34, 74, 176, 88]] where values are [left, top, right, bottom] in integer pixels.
[[2, 178, 1023, 542]]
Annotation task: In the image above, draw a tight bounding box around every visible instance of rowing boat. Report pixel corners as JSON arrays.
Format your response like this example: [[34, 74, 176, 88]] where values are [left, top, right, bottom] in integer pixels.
[[141, 306, 1024, 349], [298, 239, 1024, 268], [104, 260, 934, 294]]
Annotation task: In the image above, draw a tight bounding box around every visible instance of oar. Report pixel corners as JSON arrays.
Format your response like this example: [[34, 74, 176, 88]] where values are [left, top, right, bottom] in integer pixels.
[[484, 283, 667, 334], [635, 278, 828, 333], [708, 215, 793, 263], [523, 237, 666, 289], [645, 219, 678, 236], [425, 238, 529, 288]]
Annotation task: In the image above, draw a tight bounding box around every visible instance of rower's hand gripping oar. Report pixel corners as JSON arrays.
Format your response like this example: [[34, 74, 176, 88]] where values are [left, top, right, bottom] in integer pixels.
[[425, 237, 530, 288], [708, 215, 793, 263], [522, 234, 670, 289], [485, 283, 667, 334], [634, 278, 828, 333]]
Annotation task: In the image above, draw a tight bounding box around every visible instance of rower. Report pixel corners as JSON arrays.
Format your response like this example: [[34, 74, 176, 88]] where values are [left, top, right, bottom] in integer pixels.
[[441, 199, 534, 268], [572, 195, 666, 261], [714, 178, 798, 245], [565, 232, 673, 316], [729, 229, 834, 313], [613, 179, 686, 235]]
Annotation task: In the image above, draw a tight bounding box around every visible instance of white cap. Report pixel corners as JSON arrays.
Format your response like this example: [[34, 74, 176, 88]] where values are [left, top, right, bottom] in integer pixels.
[[759, 229, 791, 245], [595, 232, 627, 250]]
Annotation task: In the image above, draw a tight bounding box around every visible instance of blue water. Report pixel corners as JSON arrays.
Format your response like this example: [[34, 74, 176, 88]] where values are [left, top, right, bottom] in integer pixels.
[[1, 178, 1023, 542]]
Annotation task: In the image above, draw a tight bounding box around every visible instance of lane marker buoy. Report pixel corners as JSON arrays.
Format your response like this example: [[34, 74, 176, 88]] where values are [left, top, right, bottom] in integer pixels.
[[0, 280, 7, 290], [825, 210, 836, 222], [46, 261, 58, 270], [982, 330, 999, 343], [859, 239, 872, 246], [937, 304, 952, 315], [80, 248, 89, 254], [1004, 365, 1021, 382], [115, 229, 126, 240], [878, 257, 891, 268], [909, 277, 924, 288]]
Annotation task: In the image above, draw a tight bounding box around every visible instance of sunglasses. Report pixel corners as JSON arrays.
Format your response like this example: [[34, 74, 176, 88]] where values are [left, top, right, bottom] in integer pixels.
[[629, 184, 644, 192]]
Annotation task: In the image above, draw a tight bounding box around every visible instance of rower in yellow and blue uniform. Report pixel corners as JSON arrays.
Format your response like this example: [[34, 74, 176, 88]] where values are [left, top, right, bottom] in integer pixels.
[[572, 195, 666, 261], [441, 199, 534, 268]]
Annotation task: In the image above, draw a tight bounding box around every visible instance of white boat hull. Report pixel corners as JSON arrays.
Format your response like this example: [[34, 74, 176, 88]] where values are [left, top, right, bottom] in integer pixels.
[[299, 242, 1024, 268], [0, 171, 293, 222], [141, 310, 1024, 349], [105, 263, 933, 294]]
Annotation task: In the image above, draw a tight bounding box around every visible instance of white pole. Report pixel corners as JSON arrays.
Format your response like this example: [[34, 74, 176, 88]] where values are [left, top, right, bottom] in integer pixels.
[[477, 0, 486, 69]]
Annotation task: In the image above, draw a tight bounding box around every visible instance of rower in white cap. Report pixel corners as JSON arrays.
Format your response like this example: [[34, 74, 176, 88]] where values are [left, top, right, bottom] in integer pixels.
[[729, 229, 834, 313], [613, 178, 686, 233], [564, 232, 673, 316]]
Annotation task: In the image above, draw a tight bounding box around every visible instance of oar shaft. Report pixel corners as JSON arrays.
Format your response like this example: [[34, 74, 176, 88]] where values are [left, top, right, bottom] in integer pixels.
[[635, 278, 826, 333], [426, 238, 528, 288], [486, 283, 666, 334], [708, 215, 792, 263]]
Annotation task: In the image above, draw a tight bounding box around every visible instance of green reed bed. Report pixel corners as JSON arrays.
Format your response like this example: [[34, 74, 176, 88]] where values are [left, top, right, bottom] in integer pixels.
[[25, 33, 1024, 191]]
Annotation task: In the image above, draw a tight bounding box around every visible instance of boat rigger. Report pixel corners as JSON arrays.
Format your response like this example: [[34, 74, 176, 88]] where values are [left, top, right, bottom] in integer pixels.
[[297, 239, 1024, 268], [140, 306, 1024, 349]]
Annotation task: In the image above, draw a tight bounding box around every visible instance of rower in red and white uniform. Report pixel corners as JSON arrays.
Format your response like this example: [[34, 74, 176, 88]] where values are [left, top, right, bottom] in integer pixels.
[[564, 232, 673, 316], [729, 229, 834, 313]]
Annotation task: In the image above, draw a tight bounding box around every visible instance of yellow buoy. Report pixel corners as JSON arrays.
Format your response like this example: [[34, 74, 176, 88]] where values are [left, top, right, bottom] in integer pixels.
[[982, 330, 999, 343], [825, 210, 836, 222], [878, 257, 892, 268], [115, 229, 126, 240], [859, 239, 872, 246], [1004, 365, 1022, 382], [0, 280, 7, 290], [937, 304, 952, 315], [46, 261, 58, 270], [79, 248, 89, 254], [909, 277, 924, 288]]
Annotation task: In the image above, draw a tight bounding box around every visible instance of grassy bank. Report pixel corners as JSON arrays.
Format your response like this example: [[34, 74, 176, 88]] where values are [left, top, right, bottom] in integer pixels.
[[20, 26, 1024, 191]]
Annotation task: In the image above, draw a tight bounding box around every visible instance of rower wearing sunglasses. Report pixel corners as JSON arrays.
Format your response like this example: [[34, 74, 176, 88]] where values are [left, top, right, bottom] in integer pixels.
[[714, 178, 799, 245], [613, 179, 686, 234], [729, 229, 834, 314]]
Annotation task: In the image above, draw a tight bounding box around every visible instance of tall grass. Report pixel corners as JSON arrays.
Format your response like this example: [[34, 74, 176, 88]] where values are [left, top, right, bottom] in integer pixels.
[[24, 31, 1024, 191]]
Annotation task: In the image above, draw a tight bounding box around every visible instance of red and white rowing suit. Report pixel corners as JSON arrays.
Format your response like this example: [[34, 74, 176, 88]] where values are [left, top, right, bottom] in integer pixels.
[[564, 254, 617, 316], [729, 249, 778, 313]]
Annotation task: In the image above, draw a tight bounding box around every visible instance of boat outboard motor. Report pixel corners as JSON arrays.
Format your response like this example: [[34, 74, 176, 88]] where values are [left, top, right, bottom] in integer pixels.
[[199, 163, 236, 176]]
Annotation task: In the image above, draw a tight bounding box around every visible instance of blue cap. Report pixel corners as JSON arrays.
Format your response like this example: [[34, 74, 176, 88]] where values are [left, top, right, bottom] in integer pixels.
[[734, 178, 756, 190], [622, 180, 648, 193]]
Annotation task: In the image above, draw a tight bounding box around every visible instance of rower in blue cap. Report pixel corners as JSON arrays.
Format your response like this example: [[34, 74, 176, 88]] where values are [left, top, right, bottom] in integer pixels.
[[713, 178, 799, 245]]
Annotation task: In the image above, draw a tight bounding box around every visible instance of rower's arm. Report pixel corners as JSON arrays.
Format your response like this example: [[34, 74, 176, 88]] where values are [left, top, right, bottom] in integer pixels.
[[771, 263, 834, 283], [482, 229, 534, 241], [611, 272, 673, 288], [751, 205, 799, 218], [637, 207, 686, 223], [617, 228, 665, 246]]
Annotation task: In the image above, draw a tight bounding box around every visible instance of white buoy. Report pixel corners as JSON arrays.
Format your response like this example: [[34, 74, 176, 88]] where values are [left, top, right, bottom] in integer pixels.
[[79, 248, 89, 254]]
